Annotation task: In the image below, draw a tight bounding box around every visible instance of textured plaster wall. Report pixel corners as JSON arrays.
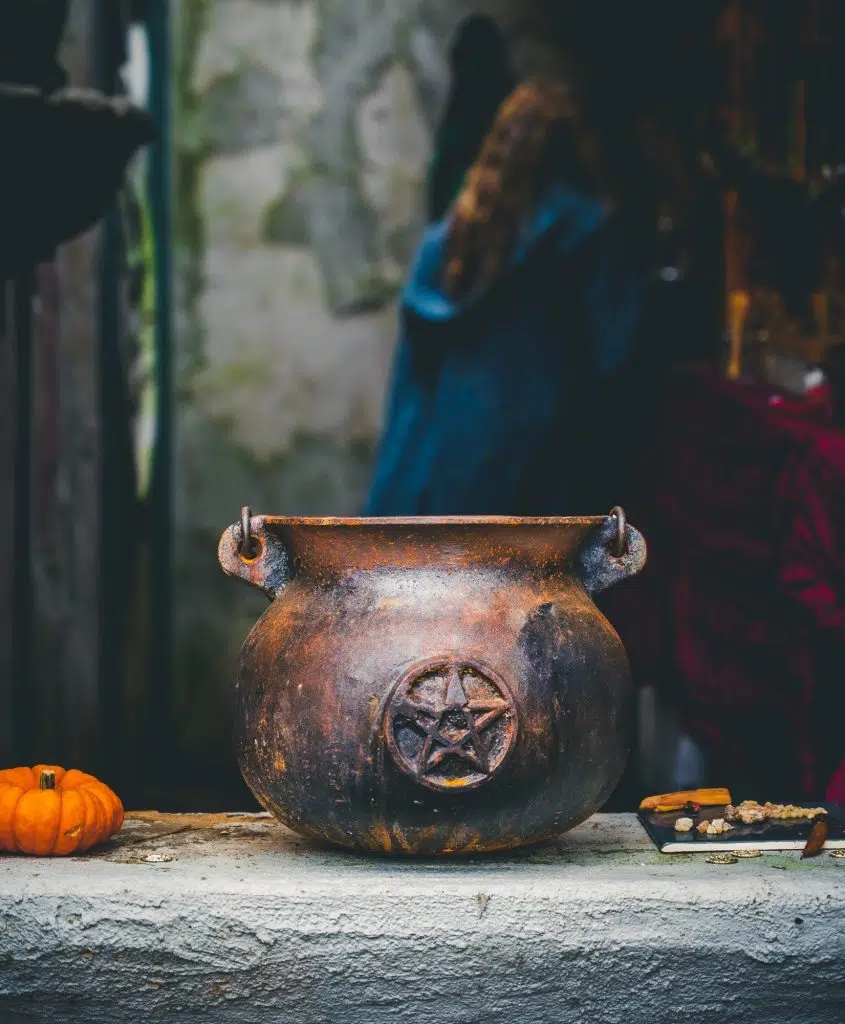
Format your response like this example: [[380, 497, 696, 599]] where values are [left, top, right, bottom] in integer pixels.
[[3, 815, 844, 1023], [171, 1, 504, 779]]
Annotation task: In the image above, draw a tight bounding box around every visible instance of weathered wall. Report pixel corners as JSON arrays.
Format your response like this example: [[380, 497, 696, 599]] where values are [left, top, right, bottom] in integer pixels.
[[171, 1, 510, 793]]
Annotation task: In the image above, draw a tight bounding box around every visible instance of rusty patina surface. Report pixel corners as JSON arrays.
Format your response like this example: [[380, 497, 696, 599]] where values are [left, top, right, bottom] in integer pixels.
[[218, 513, 646, 855]]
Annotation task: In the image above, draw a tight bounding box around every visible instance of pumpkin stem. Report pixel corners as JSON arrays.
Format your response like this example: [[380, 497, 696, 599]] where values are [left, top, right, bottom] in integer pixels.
[[39, 770, 56, 790]]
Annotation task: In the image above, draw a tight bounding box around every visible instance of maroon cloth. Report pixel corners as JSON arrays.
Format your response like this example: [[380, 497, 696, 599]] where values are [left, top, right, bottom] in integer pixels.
[[609, 370, 845, 800], [778, 421, 845, 799], [828, 757, 845, 807]]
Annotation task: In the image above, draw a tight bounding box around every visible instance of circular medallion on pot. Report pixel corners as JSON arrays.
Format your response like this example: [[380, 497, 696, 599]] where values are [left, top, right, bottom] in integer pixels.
[[384, 658, 518, 791]]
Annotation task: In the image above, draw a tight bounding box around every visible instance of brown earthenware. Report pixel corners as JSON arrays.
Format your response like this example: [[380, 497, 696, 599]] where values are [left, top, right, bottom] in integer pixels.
[[219, 509, 646, 855]]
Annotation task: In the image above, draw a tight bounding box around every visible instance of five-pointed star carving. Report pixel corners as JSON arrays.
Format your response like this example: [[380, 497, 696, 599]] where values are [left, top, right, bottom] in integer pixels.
[[394, 665, 510, 777]]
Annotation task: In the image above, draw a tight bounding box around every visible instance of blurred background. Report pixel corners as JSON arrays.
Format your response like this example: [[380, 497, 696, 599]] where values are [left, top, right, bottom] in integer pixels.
[[2, 0, 844, 811]]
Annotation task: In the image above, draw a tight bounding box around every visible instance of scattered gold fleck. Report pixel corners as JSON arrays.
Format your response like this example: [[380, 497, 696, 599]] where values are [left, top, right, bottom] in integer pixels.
[[706, 853, 738, 865]]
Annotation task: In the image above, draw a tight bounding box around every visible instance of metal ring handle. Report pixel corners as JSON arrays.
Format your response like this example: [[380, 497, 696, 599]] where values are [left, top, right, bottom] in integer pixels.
[[220, 511, 288, 598], [609, 506, 628, 558], [238, 505, 258, 559]]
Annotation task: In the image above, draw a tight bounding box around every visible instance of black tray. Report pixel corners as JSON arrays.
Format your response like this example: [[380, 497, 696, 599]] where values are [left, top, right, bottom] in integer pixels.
[[638, 803, 845, 853]]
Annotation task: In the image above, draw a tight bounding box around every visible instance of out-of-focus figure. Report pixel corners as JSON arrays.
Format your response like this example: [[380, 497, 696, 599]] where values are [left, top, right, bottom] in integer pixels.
[[367, 78, 650, 516], [425, 14, 514, 223]]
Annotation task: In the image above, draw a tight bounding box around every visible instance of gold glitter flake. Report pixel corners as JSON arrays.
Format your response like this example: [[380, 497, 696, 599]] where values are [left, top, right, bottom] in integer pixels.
[[705, 853, 739, 865]]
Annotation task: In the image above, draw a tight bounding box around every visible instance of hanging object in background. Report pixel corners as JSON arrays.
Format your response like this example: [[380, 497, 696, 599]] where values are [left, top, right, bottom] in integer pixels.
[[0, 0, 69, 94], [0, 0, 155, 274], [0, 765, 124, 856], [0, 87, 155, 274]]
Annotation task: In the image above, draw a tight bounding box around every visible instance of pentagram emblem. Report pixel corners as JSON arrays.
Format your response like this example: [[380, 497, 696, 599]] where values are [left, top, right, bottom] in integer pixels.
[[384, 657, 518, 791]]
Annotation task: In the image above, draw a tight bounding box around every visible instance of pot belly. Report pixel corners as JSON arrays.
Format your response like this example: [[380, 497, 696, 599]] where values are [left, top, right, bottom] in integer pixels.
[[235, 570, 632, 854]]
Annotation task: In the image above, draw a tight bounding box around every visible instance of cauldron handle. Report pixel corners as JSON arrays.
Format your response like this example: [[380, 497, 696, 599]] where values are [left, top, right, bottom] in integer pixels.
[[218, 507, 289, 599], [578, 507, 647, 597]]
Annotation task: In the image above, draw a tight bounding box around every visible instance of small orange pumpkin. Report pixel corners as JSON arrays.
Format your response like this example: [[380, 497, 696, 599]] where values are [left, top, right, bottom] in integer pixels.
[[0, 765, 124, 856]]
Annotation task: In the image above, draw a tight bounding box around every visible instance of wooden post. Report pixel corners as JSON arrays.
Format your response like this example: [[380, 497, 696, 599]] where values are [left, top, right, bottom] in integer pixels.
[[0, 277, 35, 767], [46, 0, 109, 771], [0, 282, 15, 765]]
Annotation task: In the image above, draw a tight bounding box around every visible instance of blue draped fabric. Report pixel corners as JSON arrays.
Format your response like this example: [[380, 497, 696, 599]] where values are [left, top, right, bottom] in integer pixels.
[[366, 184, 647, 516]]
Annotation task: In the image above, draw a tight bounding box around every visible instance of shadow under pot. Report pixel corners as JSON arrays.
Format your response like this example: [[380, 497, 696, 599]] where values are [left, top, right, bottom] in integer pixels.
[[218, 508, 646, 855]]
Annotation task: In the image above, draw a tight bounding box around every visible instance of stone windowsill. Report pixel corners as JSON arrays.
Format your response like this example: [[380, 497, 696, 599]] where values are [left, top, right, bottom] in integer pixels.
[[2, 813, 844, 1023]]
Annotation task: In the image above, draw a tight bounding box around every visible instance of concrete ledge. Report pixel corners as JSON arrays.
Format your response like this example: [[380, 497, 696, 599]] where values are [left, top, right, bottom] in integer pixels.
[[1, 813, 844, 1023]]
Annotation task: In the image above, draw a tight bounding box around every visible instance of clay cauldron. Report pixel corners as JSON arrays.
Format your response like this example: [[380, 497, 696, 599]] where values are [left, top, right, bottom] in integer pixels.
[[219, 509, 646, 855]]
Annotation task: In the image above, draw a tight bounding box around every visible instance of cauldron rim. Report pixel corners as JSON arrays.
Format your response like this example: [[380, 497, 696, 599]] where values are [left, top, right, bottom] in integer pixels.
[[219, 511, 645, 598], [248, 515, 605, 528]]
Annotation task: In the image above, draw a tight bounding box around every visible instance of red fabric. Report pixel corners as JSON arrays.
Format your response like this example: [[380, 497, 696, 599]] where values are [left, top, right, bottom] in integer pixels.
[[610, 370, 845, 800], [827, 757, 845, 807]]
